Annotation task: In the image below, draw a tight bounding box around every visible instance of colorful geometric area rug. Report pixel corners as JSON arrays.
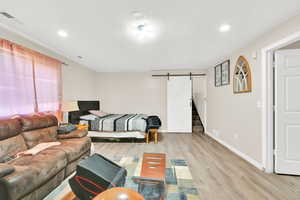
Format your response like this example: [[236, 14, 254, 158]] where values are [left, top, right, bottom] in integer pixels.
[[47, 157, 199, 200], [117, 157, 199, 200]]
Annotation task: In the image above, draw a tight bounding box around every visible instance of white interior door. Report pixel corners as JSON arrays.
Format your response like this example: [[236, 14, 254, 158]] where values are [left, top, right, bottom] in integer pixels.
[[275, 49, 300, 175], [167, 77, 192, 132]]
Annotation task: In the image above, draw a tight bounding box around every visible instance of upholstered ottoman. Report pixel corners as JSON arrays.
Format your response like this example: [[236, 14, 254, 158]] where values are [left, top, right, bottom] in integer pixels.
[[69, 153, 127, 200]]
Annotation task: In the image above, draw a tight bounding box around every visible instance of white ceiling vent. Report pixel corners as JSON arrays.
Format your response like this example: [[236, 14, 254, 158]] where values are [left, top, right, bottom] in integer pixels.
[[0, 12, 23, 25], [0, 12, 15, 19]]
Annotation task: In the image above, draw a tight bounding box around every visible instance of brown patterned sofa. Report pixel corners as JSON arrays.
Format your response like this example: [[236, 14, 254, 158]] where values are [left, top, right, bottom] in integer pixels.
[[0, 115, 91, 200]]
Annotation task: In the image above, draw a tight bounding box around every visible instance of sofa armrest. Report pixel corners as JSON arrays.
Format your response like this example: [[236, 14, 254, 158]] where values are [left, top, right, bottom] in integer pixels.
[[57, 129, 88, 139], [0, 164, 15, 178]]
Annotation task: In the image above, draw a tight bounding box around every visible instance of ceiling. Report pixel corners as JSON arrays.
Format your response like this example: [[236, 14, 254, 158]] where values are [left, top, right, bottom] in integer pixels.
[[1, 0, 300, 72]]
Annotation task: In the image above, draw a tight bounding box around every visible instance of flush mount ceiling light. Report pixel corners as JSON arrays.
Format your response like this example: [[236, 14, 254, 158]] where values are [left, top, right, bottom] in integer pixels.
[[57, 30, 68, 37], [127, 19, 159, 43], [219, 24, 231, 32], [137, 24, 145, 31]]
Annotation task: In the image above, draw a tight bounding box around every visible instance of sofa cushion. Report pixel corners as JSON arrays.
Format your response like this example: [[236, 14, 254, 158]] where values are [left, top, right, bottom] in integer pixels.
[[8, 148, 67, 176], [2, 149, 67, 200], [0, 165, 39, 200], [52, 137, 91, 163], [21, 126, 58, 148], [0, 118, 22, 140], [20, 115, 58, 132], [0, 135, 28, 163]]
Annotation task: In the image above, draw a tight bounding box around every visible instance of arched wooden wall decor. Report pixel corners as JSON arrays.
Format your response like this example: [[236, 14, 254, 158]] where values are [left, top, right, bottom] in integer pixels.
[[233, 56, 252, 93]]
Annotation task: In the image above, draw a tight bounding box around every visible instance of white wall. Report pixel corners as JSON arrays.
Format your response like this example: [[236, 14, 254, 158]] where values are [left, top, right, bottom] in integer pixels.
[[206, 13, 300, 166], [0, 26, 98, 101], [96, 70, 206, 131], [62, 64, 97, 101], [96, 72, 167, 130]]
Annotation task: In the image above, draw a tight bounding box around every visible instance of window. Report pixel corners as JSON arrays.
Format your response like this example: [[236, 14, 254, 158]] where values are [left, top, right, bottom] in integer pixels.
[[0, 39, 62, 118]]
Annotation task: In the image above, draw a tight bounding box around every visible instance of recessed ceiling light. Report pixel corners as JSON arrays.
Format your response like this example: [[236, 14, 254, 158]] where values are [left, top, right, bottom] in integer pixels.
[[219, 24, 231, 32], [57, 30, 68, 37]]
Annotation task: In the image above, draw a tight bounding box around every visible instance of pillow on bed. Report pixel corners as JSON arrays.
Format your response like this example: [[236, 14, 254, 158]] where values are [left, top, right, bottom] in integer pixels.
[[89, 110, 108, 117], [80, 114, 98, 121]]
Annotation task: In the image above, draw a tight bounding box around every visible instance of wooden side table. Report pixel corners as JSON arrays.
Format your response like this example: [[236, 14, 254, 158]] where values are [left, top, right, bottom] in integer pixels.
[[93, 187, 144, 200], [148, 128, 159, 144]]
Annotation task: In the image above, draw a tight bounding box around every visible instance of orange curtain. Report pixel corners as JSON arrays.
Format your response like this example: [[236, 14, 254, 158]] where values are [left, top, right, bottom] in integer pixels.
[[0, 38, 62, 120]]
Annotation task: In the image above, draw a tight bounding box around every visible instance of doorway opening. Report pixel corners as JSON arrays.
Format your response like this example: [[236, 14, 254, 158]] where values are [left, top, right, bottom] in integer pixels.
[[192, 100, 205, 134], [262, 31, 300, 174], [165, 74, 207, 133]]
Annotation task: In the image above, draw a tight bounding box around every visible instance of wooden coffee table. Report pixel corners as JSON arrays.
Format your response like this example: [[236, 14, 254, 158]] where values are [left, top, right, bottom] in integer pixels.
[[133, 153, 166, 200], [141, 153, 166, 180], [93, 187, 144, 200]]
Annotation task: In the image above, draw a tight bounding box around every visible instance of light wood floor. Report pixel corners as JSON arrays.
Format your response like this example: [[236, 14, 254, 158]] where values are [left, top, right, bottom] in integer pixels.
[[93, 133, 300, 200]]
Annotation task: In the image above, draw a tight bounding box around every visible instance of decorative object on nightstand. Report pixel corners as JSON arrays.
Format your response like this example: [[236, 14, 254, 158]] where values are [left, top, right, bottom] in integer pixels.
[[76, 124, 89, 131], [61, 101, 79, 123]]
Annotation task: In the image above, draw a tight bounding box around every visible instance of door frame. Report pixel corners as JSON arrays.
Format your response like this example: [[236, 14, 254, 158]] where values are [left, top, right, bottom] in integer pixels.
[[261, 31, 300, 173]]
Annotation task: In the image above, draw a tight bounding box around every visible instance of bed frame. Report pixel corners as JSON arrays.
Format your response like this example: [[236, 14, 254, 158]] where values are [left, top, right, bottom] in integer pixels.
[[68, 100, 100, 126], [68, 100, 147, 143]]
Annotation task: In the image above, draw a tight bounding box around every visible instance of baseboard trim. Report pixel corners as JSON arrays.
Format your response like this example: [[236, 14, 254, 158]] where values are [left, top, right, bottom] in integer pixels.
[[161, 131, 192, 134], [206, 131, 264, 170], [159, 129, 168, 133]]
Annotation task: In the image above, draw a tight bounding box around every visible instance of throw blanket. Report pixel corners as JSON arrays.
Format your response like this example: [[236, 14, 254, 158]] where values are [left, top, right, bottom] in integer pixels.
[[16, 142, 61, 157], [91, 114, 147, 132]]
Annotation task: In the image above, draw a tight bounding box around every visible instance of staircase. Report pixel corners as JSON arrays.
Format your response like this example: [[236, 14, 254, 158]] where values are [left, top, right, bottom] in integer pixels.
[[192, 101, 205, 134]]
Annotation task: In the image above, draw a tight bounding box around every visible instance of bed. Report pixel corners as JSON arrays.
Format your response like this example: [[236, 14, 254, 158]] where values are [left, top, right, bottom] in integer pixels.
[[68, 101, 148, 141]]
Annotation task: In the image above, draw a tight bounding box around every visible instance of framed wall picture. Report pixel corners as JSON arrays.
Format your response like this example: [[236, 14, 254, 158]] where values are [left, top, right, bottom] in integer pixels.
[[221, 60, 230, 85], [215, 64, 222, 87]]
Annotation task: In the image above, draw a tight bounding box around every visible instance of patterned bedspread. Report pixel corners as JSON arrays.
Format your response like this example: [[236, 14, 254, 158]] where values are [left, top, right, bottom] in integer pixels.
[[90, 114, 148, 132]]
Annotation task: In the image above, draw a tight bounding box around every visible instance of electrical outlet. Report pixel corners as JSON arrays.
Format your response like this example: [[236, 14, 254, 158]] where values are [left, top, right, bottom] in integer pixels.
[[215, 130, 220, 137]]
